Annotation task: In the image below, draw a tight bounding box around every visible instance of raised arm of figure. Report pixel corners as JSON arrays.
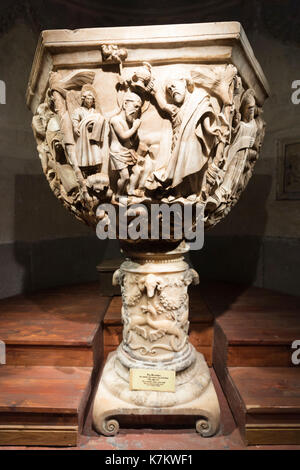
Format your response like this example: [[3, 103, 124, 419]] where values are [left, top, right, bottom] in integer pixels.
[[111, 116, 141, 142]]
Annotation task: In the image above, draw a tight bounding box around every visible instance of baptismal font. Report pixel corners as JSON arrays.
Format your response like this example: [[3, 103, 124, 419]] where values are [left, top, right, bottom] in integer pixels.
[[27, 22, 269, 436]]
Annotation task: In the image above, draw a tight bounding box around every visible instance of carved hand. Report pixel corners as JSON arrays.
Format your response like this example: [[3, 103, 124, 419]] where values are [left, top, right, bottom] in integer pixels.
[[132, 119, 141, 131], [146, 79, 156, 95]]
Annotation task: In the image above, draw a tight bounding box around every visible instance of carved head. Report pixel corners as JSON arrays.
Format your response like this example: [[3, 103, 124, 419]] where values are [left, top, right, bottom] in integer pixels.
[[233, 75, 243, 95], [122, 92, 143, 122], [36, 103, 53, 130], [165, 72, 194, 106], [166, 78, 187, 105], [81, 90, 95, 109], [240, 89, 256, 123], [86, 172, 109, 193]]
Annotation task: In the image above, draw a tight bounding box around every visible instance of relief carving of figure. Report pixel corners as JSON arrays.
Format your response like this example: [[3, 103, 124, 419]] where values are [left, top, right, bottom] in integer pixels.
[[32, 95, 83, 222], [35, 60, 265, 233], [32, 102, 55, 175], [146, 73, 220, 195], [32, 98, 78, 197], [220, 89, 258, 198], [204, 88, 263, 228], [236, 108, 265, 195], [109, 91, 144, 195], [49, 70, 104, 203], [72, 89, 106, 170]]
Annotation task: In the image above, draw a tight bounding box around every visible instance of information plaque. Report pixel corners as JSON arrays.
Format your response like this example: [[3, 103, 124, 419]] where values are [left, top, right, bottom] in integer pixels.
[[130, 368, 175, 392]]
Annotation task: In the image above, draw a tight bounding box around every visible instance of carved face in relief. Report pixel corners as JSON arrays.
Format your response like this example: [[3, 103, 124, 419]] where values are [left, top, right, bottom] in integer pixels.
[[123, 92, 142, 123], [241, 94, 256, 123], [166, 78, 187, 106], [36, 103, 53, 130], [81, 91, 95, 109]]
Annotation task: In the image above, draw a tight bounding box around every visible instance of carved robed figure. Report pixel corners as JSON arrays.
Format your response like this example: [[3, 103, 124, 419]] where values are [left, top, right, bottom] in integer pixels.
[[150, 75, 220, 193]]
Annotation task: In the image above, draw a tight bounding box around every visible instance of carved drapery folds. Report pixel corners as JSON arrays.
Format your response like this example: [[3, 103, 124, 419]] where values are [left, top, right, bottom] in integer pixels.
[[31, 52, 266, 234]]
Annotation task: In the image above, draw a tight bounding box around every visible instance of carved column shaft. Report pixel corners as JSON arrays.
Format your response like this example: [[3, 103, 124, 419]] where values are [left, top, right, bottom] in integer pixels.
[[113, 246, 199, 371]]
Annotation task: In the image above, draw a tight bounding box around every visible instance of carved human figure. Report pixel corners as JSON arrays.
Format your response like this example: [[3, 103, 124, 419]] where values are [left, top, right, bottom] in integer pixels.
[[32, 99, 79, 213], [237, 109, 265, 195], [32, 102, 54, 175], [202, 74, 242, 198], [49, 71, 99, 202], [220, 89, 258, 197], [147, 74, 220, 194], [126, 142, 153, 197], [109, 92, 143, 195], [131, 152, 157, 197], [72, 90, 106, 169]]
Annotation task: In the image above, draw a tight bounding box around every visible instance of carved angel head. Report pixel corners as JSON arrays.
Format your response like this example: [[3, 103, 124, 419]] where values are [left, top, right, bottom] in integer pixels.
[[240, 89, 256, 123], [81, 90, 96, 109]]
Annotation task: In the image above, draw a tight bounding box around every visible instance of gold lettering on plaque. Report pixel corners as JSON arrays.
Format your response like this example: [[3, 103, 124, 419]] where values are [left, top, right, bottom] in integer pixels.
[[129, 368, 175, 392]]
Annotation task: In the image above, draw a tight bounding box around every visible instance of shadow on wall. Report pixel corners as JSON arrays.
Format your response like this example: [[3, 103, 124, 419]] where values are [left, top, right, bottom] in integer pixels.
[[190, 173, 272, 288], [13, 173, 119, 295]]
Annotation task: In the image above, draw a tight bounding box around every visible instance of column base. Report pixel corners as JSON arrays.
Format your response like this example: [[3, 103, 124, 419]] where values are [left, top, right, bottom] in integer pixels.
[[92, 350, 220, 437]]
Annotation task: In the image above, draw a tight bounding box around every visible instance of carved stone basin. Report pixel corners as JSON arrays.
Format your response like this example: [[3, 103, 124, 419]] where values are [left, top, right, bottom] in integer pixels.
[[27, 22, 269, 436]]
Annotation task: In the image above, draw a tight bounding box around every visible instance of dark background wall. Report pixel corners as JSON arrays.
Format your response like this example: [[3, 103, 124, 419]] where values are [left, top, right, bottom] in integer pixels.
[[0, 0, 300, 298]]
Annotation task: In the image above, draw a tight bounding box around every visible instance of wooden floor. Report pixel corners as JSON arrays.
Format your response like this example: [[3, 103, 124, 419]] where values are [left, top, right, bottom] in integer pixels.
[[0, 280, 299, 449]]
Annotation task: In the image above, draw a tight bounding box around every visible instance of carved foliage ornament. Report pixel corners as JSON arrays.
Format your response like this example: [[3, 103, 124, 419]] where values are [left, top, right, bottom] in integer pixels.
[[113, 267, 199, 356]]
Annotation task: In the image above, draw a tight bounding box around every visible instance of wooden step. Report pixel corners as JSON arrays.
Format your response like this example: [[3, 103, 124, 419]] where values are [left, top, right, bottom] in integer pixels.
[[210, 282, 300, 445], [103, 286, 214, 365], [211, 284, 300, 367], [0, 283, 109, 447], [221, 367, 300, 445], [0, 283, 110, 367], [0, 365, 92, 446], [200, 280, 300, 313]]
